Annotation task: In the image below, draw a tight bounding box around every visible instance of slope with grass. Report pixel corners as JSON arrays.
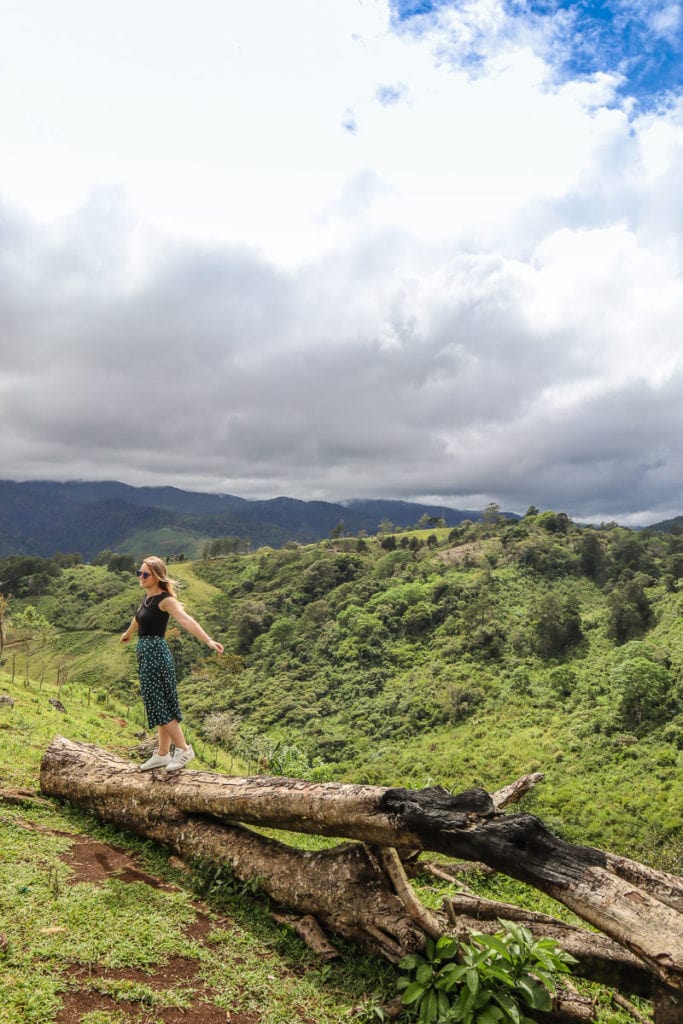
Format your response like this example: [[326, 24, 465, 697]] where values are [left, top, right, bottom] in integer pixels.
[[0, 666, 404, 1024]]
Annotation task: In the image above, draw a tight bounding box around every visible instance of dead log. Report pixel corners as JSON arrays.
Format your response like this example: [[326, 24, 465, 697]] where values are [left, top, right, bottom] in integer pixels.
[[270, 912, 340, 959], [86, 807, 426, 961], [530, 990, 595, 1023], [602, 853, 683, 913], [613, 994, 654, 1024], [652, 984, 681, 1024], [40, 735, 683, 996], [492, 772, 545, 809]]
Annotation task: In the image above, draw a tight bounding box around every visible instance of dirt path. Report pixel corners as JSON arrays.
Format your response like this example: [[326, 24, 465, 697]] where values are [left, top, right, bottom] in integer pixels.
[[56, 836, 258, 1024]]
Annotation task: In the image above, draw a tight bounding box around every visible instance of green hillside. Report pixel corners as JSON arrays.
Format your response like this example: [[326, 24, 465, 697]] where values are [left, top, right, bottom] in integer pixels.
[[0, 512, 681, 1021], [3, 514, 682, 863], [179, 514, 682, 865]]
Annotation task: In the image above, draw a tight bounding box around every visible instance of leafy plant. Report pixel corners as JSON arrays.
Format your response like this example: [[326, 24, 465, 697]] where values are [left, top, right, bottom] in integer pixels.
[[397, 921, 577, 1023]]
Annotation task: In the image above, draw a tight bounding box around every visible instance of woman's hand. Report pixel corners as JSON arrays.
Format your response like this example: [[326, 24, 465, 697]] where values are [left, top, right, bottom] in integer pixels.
[[207, 639, 224, 654], [120, 632, 131, 643]]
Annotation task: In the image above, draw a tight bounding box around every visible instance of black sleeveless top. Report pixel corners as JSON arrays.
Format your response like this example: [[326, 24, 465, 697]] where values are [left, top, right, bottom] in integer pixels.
[[135, 592, 171, 637]]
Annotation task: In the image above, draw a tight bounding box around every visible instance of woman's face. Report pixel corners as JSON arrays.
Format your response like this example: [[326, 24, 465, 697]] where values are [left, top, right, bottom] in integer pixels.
[[137, 563, 155, 589]]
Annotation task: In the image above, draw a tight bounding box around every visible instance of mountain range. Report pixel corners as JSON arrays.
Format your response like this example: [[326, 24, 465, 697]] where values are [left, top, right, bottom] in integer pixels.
[[0, 480, 489, 559], [1, 480, 679, 560]]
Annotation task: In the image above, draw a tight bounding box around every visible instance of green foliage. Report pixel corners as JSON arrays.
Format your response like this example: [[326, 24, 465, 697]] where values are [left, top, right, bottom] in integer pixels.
[[234, 599, 274, 653], [606, 576, 653, 644], [532, 592, 582, 657], [93, 550, 136, 573], [202, 535, 248, 557], [10, 604, 57, 646], [535, 510, 570, 534], [397, 922, 576, 1023], [3, 518, 681, 869], [0, 519, 675, 1024], [0, 555, 63, 596], [611, 656, 676, 734]]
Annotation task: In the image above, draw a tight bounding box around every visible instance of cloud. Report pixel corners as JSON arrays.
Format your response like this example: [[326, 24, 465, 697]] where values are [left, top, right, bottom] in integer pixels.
[[0, 1, 681, 524], [1, 175, 681, 523]]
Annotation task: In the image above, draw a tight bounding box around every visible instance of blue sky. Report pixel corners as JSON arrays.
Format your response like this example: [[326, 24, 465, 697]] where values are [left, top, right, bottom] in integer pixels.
[[392, 0, 683, 107], [0, 0, 681, 524]]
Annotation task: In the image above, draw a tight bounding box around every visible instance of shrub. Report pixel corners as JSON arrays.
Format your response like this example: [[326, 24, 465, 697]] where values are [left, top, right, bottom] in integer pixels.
[[398, 922, 576, 1023], [202, 710, 242, 749]]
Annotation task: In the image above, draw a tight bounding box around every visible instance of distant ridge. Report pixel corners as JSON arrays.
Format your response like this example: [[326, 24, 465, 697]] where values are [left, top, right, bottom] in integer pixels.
[[645, 514, 683, 534], [343, 498, 486, 523], [0, 480, 495, 560]]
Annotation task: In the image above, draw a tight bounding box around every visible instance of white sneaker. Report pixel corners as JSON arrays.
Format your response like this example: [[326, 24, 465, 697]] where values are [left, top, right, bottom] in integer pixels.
[[166, 745, 195, 772], [140, 751, 172, 771]]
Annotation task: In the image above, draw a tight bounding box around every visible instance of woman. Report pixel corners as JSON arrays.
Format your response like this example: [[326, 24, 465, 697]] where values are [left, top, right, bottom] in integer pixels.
[[120, 555, 224, 771]]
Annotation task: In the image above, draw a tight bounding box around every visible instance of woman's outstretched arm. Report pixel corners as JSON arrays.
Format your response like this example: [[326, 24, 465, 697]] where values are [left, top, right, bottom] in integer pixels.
[[160, 597, 224, 654]]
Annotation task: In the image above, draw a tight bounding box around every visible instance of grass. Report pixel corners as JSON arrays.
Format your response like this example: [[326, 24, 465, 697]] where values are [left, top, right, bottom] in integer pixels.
[[0, 666, 398, 1023], [167, 559, 224, 608]]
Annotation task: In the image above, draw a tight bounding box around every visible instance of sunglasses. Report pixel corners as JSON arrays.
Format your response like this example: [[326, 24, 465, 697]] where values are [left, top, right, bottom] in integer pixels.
[[136, 570, 151, 579]]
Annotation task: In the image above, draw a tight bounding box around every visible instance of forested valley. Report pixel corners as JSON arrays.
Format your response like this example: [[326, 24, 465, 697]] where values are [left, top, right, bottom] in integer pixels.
[[2, 510, 683, 1022], [3, 509, 681, 866]]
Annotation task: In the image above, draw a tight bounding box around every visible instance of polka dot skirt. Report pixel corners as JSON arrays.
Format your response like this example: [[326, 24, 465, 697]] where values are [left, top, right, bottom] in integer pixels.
[[136, 636, 182, 728]]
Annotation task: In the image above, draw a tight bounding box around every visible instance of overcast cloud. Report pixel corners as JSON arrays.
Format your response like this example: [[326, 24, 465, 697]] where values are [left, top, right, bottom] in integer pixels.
[[0, 0, 682, 525]]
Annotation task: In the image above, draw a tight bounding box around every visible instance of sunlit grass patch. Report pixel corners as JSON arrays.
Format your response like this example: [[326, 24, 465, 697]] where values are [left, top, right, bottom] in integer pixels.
[[34, 880, 198, 968], [72, 976, 194, 1009], [0, 970, 65, 1024]]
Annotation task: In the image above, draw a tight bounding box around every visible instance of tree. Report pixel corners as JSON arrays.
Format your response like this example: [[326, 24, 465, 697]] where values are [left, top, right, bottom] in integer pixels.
[[235, 600, 273, 653], [578, 531, 605, 581], [107, 553, 136, 574], [533, 592, 582, 657], [417, 514, 445, 530], [482, 502, 501, 525], [612, 658, 674, 734], [202, 536, 243, 558], [606, 577, 652, 645], [536, 511, 570, 534], [329, 520, 345, 540], [203, 710, 242, 752], [10, 605, 57, 684]]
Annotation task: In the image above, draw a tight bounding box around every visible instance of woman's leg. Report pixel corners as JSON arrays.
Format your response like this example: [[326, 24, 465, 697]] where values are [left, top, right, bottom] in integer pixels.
[[156, 726, 171, 756], [158, 719, 189, 752]]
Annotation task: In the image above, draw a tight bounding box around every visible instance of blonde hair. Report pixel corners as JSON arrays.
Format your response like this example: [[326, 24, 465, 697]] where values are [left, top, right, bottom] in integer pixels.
[[142, 556, 180, 600]]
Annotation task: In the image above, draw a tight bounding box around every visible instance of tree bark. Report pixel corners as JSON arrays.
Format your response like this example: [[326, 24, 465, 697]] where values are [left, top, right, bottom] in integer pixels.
[[40, 735, 683, 999], [652, 983, 681, 1024]]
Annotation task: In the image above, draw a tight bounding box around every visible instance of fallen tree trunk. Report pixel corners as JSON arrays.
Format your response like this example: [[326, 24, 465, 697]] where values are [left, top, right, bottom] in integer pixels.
[[40, 735, 683, 1004]]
